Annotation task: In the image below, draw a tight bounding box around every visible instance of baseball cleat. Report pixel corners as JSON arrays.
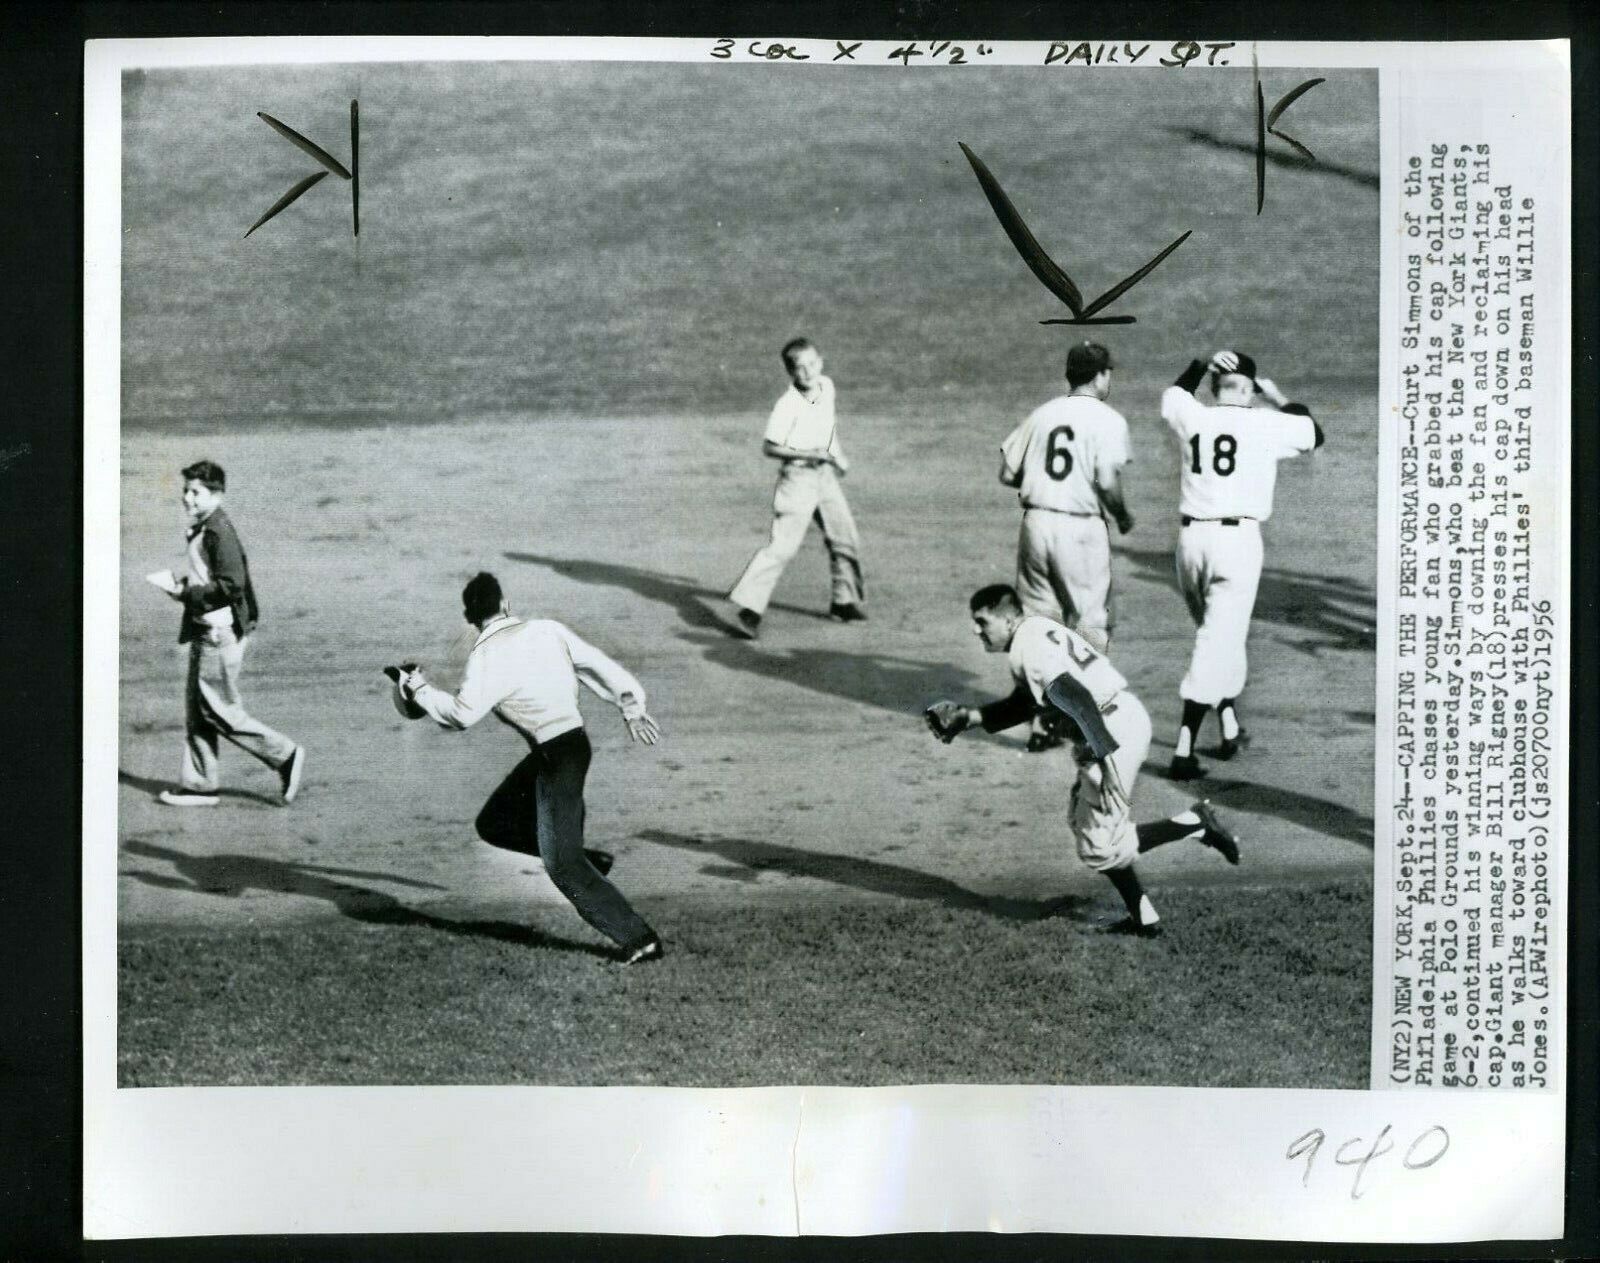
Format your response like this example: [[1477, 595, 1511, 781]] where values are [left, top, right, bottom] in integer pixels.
[[158, 789, 220, 807], [1216, 730, 1251, 761], [622, 935, 665, 965], [1102, 916, 1164, 939], [1026, 729, 1066, 753], [585, 849, 616, 877], [279, 745, 306, 804], [1191, 799, 1241, 865], [732, 607, 762, 640], [828, 603, 868, 623], [1166, 754, 1204, 781]]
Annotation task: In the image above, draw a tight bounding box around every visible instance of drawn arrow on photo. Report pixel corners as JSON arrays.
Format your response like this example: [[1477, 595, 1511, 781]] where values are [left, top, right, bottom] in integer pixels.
[[245, 105, 360, 238], [958, 141, 1190, 325]]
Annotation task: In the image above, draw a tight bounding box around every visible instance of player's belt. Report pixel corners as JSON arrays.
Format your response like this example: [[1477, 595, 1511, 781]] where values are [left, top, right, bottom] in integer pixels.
[[1181, 515, 1246, 526], [1024, 505, 1100, 517]]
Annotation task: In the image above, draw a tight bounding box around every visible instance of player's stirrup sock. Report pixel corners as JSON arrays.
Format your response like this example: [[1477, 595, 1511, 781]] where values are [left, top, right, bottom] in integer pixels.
[[1217, 699, 1241, 741], [1104, 866, 1159, 927], [1173, 700, 1210, 758], [1136, 810, 1204, 853]]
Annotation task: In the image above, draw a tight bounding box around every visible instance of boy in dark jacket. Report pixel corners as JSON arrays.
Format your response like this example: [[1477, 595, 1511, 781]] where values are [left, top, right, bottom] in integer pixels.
[[158, 460, 304, 806]]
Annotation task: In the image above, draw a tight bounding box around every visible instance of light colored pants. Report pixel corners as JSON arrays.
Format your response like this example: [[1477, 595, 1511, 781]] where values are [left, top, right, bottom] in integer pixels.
[[1015, 509, 1112, 653], [729, 462, 864, 614], [1068, 691, 1151, 872], [1176, 520, 1264, 706], [181, 627, 297, 792]]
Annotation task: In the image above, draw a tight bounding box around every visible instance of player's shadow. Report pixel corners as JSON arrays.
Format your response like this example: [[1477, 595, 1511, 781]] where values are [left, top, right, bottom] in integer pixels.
[[1142, 760, 1374, 849], [636, 829, 1089, 922], [504, 552, 984, 716], [119, 838, 614, 957], [504, 552, 831, 629], [118, 767, 280, 807], [1121, 547, 1376, 655], [1166, 125, 1381, 188]]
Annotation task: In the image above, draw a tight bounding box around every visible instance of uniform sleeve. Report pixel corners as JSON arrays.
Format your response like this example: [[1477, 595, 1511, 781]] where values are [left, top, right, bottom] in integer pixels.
[[978, 684, 1036, 732], [998, 419, 1029, 486], [1270, 407, 1320, 458], [558, 624, 647, 717], [761, 392, 794, 446], [1096, 410, 1132, 483], [413, 646, 506, 731], [1161, 384, 1207, 439]]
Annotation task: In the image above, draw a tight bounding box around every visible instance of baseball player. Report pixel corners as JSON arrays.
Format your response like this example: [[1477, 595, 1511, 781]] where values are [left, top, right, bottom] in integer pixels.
[[1161, 350, 1323, 781], [925, 584, 1241, 937], [998, 340, 1134, 751], [391, 572, 665, 964], [728, 337, 864, 639]]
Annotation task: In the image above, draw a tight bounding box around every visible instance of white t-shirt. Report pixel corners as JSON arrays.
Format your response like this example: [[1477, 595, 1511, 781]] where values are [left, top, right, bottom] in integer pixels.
[[763, 375, 841, 459], [1000, 394, 1130, 515], [1161, 388, 1318, 521], [1008, 615, 1128, 709]]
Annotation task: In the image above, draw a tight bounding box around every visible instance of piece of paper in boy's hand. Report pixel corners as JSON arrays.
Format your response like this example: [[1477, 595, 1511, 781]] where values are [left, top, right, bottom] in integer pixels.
[[144, 569, 182, 596]]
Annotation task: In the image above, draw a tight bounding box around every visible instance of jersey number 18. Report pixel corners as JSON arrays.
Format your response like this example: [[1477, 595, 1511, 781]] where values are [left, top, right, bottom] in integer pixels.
[[1189, 433, 1238, 476]]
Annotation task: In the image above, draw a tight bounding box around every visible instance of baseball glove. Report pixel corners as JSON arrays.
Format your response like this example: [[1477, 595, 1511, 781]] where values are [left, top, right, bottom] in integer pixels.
[[924, 700, 970, 744], [384, 662, 426, 720]]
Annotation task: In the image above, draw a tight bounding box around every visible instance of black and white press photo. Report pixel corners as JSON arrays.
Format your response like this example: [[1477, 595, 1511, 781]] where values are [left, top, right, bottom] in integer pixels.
[[83, 34, 1572, 1245]]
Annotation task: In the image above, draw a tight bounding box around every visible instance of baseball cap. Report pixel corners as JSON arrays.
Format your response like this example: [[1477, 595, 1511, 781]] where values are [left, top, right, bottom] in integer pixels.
[[1221, 352, 1259, 384], [1065, 341, 1114, 383]]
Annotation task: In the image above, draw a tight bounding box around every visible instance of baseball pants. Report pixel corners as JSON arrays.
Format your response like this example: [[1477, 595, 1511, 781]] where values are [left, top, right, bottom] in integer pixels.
[[1175, 519, 1264, 706], [474, 728, 656, 951], [729, 462, 864, 614], [1015, 509, 1112, 652], [180, 627, 297, 792], [1068, 691, 1152, 872]]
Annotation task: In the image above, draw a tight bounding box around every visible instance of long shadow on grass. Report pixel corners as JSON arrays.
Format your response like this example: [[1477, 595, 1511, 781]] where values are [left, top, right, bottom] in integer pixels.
[[1121, 547, 1376, 655], [1142, 760, 1374, 849], [637, 829, 1090, 922], [119, 767, 279, 807], [120, 839, 613, 958], [505, 552, 983, 715]]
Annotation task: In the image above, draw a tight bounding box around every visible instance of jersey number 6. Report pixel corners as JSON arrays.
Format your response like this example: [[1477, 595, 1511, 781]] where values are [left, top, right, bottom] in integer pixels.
[[1189, 433, 1238, 476], [1045, 425, 1076, 480]]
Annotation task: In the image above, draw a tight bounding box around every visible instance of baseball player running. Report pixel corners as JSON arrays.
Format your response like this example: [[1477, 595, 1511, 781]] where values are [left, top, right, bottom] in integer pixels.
[[728, 337, 865, 639], [391, 572, 665, 964], [999, 340, 1134, 751], [925, 584, 1241, 937], [1161, 350, 1323, 781]]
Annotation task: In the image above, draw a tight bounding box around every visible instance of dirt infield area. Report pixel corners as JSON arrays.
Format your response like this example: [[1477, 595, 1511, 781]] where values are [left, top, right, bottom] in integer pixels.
[[114, 410, 1375, 1086]]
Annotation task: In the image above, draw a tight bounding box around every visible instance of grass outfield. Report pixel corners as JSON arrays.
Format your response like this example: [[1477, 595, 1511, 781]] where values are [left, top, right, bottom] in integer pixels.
[[120, 876, 1370, 1088]]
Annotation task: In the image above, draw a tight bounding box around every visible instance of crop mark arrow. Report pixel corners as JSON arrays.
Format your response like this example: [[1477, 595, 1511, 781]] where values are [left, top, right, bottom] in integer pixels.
[[958, 141, 1190, 326], [246, 105, 360, 238]]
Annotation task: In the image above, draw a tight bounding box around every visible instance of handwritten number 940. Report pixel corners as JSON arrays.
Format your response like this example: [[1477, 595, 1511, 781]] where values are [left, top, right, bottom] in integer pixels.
[[1288, 1124, 1449, 1200]]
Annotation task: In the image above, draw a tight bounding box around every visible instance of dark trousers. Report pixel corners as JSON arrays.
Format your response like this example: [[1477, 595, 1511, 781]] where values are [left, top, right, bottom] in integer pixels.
[[475, 728, 654, 950]]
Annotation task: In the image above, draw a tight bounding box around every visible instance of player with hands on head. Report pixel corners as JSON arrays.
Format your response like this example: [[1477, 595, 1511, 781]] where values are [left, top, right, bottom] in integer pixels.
[[926, 584, 1242, 937], [997, 340, 1134, 751], [1160, 348, 1323, 781], [728, 337, 866, 639], [391, 571, 665, 964]]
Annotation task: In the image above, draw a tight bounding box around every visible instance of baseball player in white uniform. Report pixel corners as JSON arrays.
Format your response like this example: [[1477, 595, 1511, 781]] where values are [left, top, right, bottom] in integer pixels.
[[728, 337, 864, 639], [999, 340, 1134, 751], [925, 584, 1241, 937], [1161, 350, 1323, 781]]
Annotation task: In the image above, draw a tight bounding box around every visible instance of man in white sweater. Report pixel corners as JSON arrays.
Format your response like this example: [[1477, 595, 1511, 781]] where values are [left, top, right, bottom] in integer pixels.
[[396, 572, 665, 963]]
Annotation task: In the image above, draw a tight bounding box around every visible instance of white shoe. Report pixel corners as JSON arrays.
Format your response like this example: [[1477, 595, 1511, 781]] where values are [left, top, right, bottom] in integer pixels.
[[279, 746, 306, 804], [158, 789, 219, 807]]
